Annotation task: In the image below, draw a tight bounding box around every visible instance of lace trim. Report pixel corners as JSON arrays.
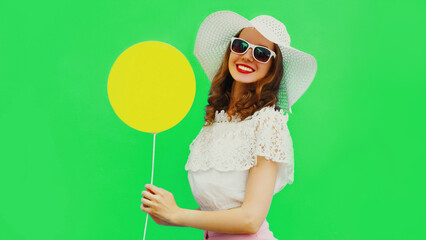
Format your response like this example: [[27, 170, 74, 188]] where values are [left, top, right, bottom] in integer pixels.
[[185, 105, 294, 172], [213, 105, 285, 123]]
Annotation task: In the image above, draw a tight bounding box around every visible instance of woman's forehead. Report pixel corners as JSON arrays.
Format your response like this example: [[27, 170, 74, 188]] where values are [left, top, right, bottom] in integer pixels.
[[239, 27, 274, 49]]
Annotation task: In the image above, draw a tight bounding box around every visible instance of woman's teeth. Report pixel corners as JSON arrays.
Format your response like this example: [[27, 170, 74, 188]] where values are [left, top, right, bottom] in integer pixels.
[[237, 65, 254, 72]]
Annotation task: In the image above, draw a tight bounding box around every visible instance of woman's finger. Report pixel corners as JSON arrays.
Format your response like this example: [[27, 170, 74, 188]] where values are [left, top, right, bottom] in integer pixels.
[[141, 197, 152, 206], [140, 204, 152, 213], [141, 190, 156, 200], [145, 184, 163, 195]]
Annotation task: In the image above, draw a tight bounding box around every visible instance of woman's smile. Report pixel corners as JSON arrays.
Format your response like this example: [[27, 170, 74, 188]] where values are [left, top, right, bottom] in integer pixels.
[[236, 64, 255, 73]]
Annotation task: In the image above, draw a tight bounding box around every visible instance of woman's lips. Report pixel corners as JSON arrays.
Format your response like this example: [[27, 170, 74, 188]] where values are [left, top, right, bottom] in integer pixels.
[[236, 64, 254, 74]]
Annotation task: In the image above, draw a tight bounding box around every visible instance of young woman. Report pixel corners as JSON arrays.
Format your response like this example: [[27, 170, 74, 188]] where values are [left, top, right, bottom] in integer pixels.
[[140, 10, 317, 239]]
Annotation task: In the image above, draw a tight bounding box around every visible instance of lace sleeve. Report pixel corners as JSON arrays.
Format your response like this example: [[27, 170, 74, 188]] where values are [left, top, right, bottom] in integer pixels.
[[252, 109, 294, 182]]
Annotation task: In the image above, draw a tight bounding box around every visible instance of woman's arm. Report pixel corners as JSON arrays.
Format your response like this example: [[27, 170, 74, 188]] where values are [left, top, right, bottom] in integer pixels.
[[241, 155, 280, 232], [174, 156, 279, 234], [142, 157, 278, 234], [158, 207, 201, 227], [174, 206, 251, 233]]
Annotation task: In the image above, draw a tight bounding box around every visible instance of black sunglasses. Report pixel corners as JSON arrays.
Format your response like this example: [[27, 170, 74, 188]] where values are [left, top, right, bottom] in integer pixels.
[[230, 37, 276, 63]]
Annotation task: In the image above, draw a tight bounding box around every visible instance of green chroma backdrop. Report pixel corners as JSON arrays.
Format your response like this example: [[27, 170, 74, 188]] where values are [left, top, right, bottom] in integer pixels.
[[1, 0, 425, 239]]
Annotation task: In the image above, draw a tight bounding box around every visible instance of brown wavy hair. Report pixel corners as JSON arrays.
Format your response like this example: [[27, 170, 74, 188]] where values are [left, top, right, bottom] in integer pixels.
[[203, 28, 284, 127]]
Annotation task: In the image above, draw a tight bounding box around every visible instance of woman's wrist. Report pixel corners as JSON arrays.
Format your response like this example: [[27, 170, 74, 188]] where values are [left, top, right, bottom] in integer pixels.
[[163, 207, 200, 227], [171, 207, 186, 226], [160, 217, 184, 227], [173, 207, 200, 225]]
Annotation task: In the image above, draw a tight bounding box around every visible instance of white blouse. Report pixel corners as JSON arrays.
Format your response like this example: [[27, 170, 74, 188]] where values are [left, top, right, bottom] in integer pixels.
[[185, 105, 294, 211]]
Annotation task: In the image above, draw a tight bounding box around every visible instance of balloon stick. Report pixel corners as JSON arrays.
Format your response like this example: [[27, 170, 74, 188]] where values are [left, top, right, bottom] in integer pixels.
[[143, 133, 157, 240]]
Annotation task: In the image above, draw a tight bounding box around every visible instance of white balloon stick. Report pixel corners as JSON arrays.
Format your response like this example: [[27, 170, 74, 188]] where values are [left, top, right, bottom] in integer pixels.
[[143, 133, 156, 240]]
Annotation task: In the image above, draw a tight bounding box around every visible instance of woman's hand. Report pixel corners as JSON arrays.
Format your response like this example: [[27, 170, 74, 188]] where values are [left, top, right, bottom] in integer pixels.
[[145, 209, 175, 226], [148, 213, 166, 225], [140, 184, 182, 225]]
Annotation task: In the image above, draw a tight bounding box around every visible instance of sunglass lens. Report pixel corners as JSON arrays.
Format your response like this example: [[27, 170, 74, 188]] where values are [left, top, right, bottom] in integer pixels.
[[232, 39, 248, 54], [254, 47, 271, 63]]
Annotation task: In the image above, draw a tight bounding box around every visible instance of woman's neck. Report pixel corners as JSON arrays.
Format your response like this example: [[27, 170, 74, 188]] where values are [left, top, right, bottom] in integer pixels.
[[229, 81, 248, 110]]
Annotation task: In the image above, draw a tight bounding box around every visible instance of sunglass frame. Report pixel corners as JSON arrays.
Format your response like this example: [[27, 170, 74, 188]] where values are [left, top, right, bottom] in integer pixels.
[[230, 37, 276, 63]]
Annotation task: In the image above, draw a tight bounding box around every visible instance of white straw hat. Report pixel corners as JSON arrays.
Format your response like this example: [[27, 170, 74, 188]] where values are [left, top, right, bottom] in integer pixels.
[[193, 10, 317, 114]]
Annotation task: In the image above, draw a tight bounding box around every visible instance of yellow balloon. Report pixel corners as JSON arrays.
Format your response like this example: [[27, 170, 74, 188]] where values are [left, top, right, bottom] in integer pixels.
[[107, 41, 196, 134]]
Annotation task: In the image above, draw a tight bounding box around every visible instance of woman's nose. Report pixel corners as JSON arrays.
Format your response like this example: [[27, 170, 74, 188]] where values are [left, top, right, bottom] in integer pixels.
[[241, 48, 254, 62]]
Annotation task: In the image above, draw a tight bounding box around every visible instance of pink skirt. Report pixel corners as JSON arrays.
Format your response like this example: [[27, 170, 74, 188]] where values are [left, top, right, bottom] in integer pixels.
[[203, 219, 277, 240]]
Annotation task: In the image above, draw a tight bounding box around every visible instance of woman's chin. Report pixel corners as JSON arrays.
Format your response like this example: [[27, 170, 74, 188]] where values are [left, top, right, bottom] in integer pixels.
[[230, 72, 258, 83]]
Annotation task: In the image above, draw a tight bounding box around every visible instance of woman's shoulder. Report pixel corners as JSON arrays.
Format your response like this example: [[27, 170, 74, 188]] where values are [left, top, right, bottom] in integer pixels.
[[248, 104, 288, 122]]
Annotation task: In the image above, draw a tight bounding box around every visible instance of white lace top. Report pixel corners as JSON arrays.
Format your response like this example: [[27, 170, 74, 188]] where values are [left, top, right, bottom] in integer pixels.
[[185, 105, 294, 211]]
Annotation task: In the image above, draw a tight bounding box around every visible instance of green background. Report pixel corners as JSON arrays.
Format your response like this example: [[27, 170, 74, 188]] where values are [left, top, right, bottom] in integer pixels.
[[1, 0, 425, 239]]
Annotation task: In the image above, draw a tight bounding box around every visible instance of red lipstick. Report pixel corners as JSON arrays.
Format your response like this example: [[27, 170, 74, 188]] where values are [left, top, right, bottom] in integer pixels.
[[236, 64, 255, 74]]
